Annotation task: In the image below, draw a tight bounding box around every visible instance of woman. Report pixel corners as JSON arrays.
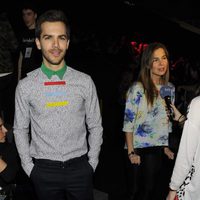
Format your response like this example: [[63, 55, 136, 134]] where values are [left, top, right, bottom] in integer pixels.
[[166, 96, 200, 200], [123, 42, 175, 200], [0, 116, 19, 197]]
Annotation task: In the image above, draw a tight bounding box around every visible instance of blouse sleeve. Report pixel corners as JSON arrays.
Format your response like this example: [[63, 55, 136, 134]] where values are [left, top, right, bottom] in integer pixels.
[[122, 82, 143, 133]]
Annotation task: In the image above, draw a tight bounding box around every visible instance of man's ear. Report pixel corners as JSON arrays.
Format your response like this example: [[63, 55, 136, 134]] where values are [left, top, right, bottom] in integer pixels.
[[35, 38, 41, 50], [66, 39, 70, 49]]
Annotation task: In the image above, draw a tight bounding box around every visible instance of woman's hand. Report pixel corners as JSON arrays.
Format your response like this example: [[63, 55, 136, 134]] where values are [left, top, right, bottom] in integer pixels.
[[164, 147, 174, 160], [170, 104, 182, 121], [129, 153, 141, 165], [166, 190, 177, 200]]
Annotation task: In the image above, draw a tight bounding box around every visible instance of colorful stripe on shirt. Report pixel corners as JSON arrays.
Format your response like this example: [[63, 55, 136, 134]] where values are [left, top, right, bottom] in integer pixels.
[[44, 81, 66, 86], [45, 101, 69, 108]]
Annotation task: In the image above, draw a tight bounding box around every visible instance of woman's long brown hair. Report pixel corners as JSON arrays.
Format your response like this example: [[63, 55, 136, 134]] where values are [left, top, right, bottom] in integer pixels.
[[138, 42, 169, 107]]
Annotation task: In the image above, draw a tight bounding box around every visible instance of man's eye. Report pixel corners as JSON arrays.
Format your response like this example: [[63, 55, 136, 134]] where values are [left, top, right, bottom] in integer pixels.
[[44, 36, 51, 40], [60, 36, 67, 40]]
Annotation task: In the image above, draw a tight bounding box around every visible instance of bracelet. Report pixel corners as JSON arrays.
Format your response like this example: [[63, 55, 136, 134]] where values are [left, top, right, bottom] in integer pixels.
[[169, 187, 176, 192], [128, 151, 135, 157], [178, 115, 184, 122]]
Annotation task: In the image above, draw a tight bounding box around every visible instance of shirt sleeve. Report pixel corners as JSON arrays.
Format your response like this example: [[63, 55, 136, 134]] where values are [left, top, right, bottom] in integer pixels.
[[170, 97, 200, 190], [85, 77, 103, 171], [13, 81, 34, 176]]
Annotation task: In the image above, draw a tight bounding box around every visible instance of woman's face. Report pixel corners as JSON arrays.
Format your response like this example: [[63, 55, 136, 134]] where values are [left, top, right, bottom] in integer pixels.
[[0, 118, 7, 143], [150, 48, 168, 83]]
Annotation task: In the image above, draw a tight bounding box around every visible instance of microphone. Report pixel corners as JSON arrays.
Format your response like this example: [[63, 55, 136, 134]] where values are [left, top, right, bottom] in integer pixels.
[[160, 85, 174, 121]]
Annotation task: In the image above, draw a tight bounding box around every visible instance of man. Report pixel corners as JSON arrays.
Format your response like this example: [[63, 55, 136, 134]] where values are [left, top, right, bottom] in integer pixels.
[[14, 9, 103, 200], [18, 2, 42, 80]]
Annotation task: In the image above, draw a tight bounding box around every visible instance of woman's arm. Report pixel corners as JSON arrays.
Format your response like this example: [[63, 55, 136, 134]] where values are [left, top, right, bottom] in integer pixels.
[[166, 190, 177, 200], [0, 144, 19, 183], [125, 132, 141, 165], [170, 104, 186, 123], [0, 158, 7, 173]]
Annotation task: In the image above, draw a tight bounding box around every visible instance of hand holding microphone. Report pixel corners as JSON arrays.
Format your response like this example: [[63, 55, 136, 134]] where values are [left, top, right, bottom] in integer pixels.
[[160, 85, 174, 121]]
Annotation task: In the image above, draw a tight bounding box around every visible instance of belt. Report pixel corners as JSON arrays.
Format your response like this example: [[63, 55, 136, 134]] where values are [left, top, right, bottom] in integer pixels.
[[34, 154, 87, 168]]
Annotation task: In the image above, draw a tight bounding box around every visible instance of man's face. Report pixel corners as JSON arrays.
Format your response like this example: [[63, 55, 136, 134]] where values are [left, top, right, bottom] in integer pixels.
[[22, 9, 37, 29], [35, 21, 69, 70]]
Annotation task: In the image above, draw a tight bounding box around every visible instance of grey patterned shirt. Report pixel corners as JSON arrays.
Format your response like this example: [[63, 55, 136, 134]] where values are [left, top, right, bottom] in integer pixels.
[[14, 66, 103, 176]]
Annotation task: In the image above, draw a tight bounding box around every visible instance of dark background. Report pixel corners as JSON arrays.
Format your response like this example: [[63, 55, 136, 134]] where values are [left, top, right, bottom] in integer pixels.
[[4, 0, 200, 52]]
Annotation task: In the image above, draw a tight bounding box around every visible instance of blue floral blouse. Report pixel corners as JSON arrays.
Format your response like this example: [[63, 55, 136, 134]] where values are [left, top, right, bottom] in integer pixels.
[[123, 82, 175, 149]]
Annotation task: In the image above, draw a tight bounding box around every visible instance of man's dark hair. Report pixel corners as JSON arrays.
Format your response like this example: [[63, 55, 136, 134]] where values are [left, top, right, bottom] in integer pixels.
[[21, 1, 38, 13], [35, 9, 70, 40]]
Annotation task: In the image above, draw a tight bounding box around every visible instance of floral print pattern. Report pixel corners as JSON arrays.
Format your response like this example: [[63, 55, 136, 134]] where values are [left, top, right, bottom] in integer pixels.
[[123, 82, 175, 148]]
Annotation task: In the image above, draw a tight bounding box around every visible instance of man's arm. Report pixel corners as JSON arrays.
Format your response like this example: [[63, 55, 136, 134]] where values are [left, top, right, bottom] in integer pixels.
[[85, 77, 103, 171], [13, 82, 33, 176], [18, 52, 23, 81]]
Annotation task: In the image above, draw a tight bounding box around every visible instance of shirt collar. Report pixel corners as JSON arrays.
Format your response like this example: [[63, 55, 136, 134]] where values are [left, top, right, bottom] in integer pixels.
[[41, 63, 67, 80]]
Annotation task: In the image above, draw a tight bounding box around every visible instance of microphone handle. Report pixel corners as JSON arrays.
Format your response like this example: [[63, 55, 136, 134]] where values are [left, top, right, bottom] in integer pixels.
[[164, 96, 173, 121]]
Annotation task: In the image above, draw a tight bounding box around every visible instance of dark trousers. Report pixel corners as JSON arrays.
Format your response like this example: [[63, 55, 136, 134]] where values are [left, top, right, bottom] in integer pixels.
[[30, 155, 94, 200], [125, 147, 164, 200]]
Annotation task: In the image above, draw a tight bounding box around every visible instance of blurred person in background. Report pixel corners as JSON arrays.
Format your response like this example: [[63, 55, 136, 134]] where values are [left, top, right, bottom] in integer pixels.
[[0, 10, 18, 126], [0, 115, 19, 199], [17, 1, 42, 80]]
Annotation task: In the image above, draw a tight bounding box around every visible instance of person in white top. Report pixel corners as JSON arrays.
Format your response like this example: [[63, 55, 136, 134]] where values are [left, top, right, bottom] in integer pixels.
[[167, 97, 200, 200]]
